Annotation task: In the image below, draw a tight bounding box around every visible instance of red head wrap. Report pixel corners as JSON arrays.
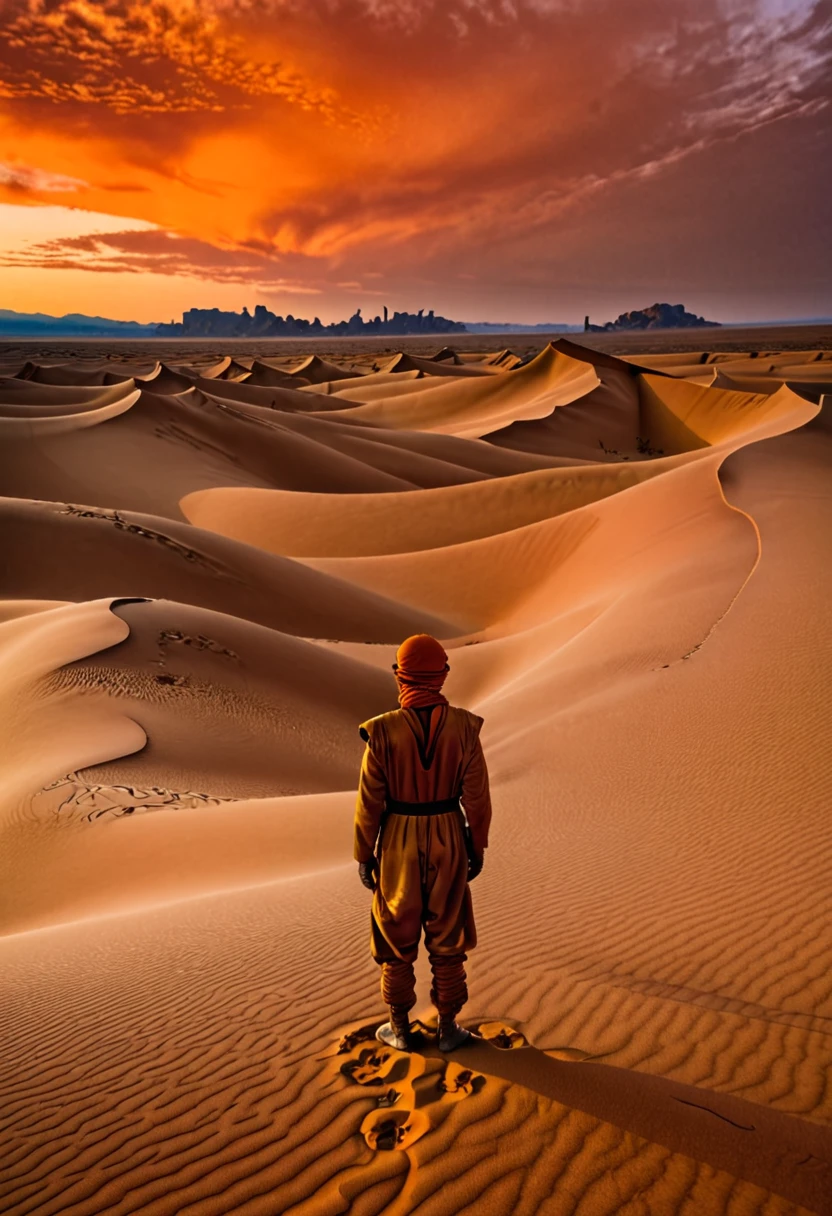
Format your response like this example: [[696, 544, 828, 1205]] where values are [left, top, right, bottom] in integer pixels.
[[393, 634, 449, 709]]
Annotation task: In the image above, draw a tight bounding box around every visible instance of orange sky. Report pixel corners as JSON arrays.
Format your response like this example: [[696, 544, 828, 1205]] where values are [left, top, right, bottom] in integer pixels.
[[1, 0, 830, 324]]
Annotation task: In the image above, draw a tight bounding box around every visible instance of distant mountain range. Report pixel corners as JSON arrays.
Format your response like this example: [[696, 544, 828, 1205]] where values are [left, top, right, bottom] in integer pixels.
[[0, 309, 157, 337]]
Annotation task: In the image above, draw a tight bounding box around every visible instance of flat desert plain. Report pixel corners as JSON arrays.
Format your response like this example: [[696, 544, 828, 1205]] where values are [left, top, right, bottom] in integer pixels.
[[1, 330, 830, 1216]]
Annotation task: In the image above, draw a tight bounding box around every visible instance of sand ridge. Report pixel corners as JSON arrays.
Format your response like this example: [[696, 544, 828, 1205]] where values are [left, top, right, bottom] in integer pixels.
[[0, 339, 830, 1215]]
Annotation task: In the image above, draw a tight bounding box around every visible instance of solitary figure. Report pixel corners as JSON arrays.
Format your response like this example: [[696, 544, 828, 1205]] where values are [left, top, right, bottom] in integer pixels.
[[354, 634, 492, 1053]]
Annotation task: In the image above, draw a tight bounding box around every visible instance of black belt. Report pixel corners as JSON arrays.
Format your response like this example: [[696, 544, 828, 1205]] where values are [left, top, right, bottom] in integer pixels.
[[385, 796, 461, 817]]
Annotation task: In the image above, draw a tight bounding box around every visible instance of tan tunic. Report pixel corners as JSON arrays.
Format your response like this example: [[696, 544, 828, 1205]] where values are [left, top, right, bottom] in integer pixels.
[[354, 704, 492, 963]]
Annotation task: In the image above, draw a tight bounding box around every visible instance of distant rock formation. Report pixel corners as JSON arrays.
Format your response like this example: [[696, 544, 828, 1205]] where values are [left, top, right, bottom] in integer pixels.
[[584, 303, 720, 332], [155, 305, 466, 339]]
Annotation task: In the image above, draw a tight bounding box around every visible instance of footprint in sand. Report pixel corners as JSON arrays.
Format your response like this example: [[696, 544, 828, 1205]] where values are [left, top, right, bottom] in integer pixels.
[[477, 1020, 528, 1050], [340, 1044, 417, 1088], [361, 1108, 432, 1152], [337, 1024, 379, 1054], [336, 1022, 486, 1153], [438, 1060, 487, 1101], [376, 1087, 401, 1108]]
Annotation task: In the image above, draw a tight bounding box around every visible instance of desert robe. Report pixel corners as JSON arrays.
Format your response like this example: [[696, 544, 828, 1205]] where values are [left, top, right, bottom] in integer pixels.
[[354, 703, 492, 967]]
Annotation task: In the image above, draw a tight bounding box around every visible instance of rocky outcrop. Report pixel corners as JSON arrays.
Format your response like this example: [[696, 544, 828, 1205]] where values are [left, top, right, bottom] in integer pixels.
[[156, 305, 466, 339], [585, 303, 720, 332]]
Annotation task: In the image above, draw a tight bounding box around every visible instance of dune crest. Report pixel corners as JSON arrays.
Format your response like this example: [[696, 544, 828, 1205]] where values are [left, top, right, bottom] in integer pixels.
[[0, 342, 830, 1216], [334, 344, 602, 438]]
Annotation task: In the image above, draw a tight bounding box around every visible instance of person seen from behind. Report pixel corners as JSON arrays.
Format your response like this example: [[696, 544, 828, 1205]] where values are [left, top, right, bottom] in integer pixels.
[[354, 633, 492, 1053]]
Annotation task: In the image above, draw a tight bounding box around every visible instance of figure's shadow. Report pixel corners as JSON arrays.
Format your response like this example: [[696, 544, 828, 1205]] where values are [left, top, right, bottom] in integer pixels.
[[336, 1017, 830, 1213]]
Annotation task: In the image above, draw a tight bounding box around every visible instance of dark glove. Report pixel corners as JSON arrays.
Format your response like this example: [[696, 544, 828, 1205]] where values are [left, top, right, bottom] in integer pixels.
[[358, 859, 378, 892], [467, 851, 484, 883]]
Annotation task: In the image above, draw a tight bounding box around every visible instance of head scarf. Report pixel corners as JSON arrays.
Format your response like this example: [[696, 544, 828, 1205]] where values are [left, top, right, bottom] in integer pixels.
[[393, 634, 449, 709]]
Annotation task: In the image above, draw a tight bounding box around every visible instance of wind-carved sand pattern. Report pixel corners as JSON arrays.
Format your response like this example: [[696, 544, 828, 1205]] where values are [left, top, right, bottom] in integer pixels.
[[1, 339, 831, 1215], [58, 503, 229, 574], [307, 1018, 824, 1214], [34, 778, 232, 823]]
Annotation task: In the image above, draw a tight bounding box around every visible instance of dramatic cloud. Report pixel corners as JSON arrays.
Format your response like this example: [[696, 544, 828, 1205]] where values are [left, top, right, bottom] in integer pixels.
[[0, 0, 356, 120], [0, 159, 86, 191], [1, 0, 830, 321], [0, 224, 322, 291]]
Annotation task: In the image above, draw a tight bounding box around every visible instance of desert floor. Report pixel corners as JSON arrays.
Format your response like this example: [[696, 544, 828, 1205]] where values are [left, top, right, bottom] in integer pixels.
[[1, 329, 830, 1215]]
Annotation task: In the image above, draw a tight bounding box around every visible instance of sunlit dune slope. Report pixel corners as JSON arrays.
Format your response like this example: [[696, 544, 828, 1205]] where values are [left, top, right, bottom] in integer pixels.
[[333, 344, 601, 437], [298, 454, 758, 637], [265, 409, 591, 475], [0, 387, 420, 514], [0, 497, 460, 640], [0, 374, 593, 518], [482, 362, 641, 459], [182, 462, 662, 558], [0, 378, 138, 407], [49, 598, 395, 797], [0, 344, 830, 1216], [300, 367, 424, 395], [637, 375, 804, 450]]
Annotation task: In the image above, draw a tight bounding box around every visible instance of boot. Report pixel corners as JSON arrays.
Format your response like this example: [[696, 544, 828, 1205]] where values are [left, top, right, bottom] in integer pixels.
[[437, 1014, 471, 1052], [376, 1006, 412, 1052]]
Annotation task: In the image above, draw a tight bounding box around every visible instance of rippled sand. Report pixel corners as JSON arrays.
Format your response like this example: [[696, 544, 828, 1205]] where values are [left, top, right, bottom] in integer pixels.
[[1, 336, 830, 1215]]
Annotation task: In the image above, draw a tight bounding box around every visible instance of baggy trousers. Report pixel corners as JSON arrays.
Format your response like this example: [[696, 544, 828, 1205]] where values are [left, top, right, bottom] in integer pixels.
[[370, 810, 475, 1018]]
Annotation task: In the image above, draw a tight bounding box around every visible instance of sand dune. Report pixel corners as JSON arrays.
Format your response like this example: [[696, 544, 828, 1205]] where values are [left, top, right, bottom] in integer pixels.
[[195, 400, 584, 486], [306, 367, 427, 395], [334, 344, 602, 437], [291, 353, 362, 383], [485, 348, 523, 369], [0, 342, 830, 1216], [0, 386, 140, 436], [279, 412, 593, 476], [709, 368, 831, 401], [0, 376, 138, 406], [621, 351, 710, 368], [194, 376, 339, 408], [0, 388, 430, 514], [636, 376, 807, 449], [133, 363, 200, 393], [183, 354, 233, 378], [325, 377, 441, 404], [182, 462, 664, 559], [484, 362, 641, 459], [15, 359, 136, 385], [296, 455, 757, 637], [431, 345, 462, 363], [50, 597, 396, 798], [245, 359, 312, 388], [380, 351, 499, 377], [0, 497, 459, 639]]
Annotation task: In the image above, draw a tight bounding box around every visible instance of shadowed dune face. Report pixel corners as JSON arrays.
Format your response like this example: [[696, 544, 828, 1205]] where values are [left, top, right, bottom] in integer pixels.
[[1, 342, 831, 1216]]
